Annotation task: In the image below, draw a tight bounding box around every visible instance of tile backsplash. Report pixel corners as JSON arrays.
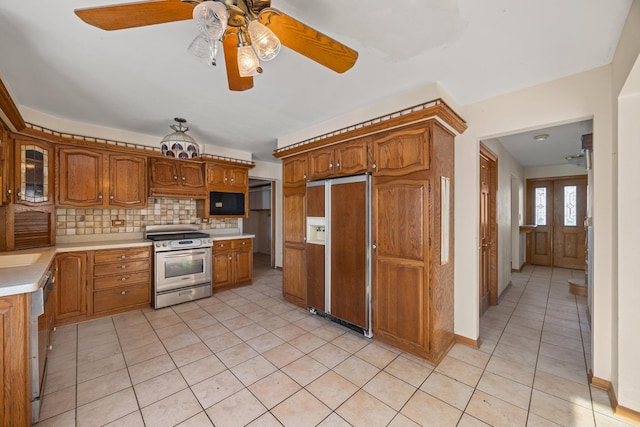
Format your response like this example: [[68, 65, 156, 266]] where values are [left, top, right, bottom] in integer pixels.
[[56, 198, 238, 236]]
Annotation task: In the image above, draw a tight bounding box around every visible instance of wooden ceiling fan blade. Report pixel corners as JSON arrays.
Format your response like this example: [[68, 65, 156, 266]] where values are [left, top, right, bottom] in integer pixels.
[[223, 29, 254, 91], [258, 8, 358, 73], [75, 0, 194, 31]]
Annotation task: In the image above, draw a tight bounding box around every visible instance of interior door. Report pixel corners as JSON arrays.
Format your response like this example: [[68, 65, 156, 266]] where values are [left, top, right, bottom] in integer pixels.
[[529, 180, 553, 266], [553, 178, 587, 269], [479, 156, 490, 314]]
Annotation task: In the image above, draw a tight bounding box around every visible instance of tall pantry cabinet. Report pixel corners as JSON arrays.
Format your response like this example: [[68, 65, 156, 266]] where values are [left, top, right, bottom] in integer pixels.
[[274, 99, 466, 363]]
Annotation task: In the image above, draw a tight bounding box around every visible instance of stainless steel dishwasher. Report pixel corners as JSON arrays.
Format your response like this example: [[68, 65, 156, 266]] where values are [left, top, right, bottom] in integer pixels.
[[30, 268, 54, 423]]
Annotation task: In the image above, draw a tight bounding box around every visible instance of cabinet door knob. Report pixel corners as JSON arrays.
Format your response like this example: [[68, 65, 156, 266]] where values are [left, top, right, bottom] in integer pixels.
[[16, 190, 22, 200], [329, 163, 333, 169], [110, 195, 114, 200], [173, 175, 178, 180], [228, 255, 232, 260], [121, 277, 127, 281], [98, 193, 103, 200], [242, 242, 246, 245], [48, 345, 53, 351], [121, 290, 127, 295], [337, 162, 341, 169], [182, 176, 186, 181]]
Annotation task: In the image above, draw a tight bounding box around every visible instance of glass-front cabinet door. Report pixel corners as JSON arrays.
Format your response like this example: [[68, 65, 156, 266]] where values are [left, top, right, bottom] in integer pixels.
[[14, 139, 54, 205]]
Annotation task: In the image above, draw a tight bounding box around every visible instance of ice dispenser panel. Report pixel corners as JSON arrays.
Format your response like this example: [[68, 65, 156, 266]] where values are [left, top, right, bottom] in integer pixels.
[[307, 217, 326, 245]]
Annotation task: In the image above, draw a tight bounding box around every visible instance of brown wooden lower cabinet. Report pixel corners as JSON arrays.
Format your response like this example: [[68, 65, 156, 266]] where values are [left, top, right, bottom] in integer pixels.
[[90, 247, 151, 316], [0, 293, 30, 426], [212, 238, 253, 290], [53, 247, 152, 326], [54, 251, 88, 324]]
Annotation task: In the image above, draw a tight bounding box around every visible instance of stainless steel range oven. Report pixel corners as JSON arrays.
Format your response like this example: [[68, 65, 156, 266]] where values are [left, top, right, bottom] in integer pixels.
[[146, 225, 213, 309]]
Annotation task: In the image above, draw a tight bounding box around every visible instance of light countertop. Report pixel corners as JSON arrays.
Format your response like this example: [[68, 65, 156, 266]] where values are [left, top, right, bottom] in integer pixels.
[[208, 233, 255, 241], [0, 240, 152, 297], [0, 233, 255, 298]]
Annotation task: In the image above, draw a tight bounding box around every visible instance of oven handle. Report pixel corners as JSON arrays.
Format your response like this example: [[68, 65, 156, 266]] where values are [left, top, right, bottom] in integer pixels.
[[161, 251, 208, 258]]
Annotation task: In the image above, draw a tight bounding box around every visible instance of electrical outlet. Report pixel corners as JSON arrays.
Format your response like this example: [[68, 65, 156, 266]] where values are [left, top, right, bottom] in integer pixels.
[[112, 219, 125, 227]]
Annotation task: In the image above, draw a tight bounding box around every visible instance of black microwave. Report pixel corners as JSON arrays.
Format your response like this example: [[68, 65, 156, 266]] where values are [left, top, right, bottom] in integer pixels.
[[209, 191, 245, 216]]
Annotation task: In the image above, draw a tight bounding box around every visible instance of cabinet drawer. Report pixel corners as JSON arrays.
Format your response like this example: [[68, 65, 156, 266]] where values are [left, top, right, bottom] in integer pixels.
[[93, 283, 150, 314], [232, 239, 252, 249], [94, 259, 150, 277], [213, 240, 232, 252], [93, 271, 150, 290], [94, 248, 150, 264]]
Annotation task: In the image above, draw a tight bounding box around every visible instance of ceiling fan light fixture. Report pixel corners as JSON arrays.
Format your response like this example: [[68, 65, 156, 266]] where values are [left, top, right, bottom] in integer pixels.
[[237, 45, 261, 77], [188, 33, 218, 66], [247, 20, 281, 61], [193, 1, 228, 40]]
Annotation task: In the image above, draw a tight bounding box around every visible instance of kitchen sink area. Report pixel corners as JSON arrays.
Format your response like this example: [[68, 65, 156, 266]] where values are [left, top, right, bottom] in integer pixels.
[[0, 252, 41, 268]]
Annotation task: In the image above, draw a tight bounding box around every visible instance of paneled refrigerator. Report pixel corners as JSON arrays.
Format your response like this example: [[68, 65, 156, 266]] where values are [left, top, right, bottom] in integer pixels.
[[305, 174, 372, 337]]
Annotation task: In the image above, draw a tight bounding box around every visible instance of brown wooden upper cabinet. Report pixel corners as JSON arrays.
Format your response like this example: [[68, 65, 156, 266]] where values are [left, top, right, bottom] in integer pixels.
[[282, 155, 308, 186], [307, 139, 369, 181], [58, 146, 147, 208], [14, 138, 55, 206], [148, 157, 206, 198], [108, 154, 147, 207], [206, 163, 248, 192], [372, 123, 431, 176]]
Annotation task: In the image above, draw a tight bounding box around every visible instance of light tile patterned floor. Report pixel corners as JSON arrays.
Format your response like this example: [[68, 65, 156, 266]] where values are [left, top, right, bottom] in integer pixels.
[[35, 258, 635, 426]]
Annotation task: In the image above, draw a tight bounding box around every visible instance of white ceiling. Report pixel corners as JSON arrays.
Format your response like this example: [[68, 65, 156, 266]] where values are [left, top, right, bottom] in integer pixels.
[[492, 120, 593, 168], [0, 0, 632, 161]]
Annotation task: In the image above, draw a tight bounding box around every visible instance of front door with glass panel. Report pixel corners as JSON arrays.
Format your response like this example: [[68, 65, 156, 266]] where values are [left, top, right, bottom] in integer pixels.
[[527, 176, 587, 269]]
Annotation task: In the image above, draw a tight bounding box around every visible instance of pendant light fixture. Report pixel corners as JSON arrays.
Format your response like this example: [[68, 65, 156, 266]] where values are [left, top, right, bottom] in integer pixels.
[[160, 118, 200, 158]]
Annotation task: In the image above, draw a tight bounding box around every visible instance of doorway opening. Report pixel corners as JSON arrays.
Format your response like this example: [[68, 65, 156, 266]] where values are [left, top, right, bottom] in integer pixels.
[[246, 178, 276, 268], [479, 143, 498, 316]]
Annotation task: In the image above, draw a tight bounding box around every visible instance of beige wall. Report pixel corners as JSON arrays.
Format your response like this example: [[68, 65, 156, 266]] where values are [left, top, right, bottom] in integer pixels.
[[456, 65, 614, 347], [20, 106, 253, 161], [617, 58, 640, 411], [481, 138, 524, 296], [611, 0, 640, 409], [524, 164, 588, 180]]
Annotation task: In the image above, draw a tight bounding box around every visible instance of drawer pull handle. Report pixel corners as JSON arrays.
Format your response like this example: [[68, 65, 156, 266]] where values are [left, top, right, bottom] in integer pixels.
[[242, 242, 246, 245], [121, 277, 127, 281], [121, 255, 126, 259], [121, 290, 127, 295], [121, 265, 127, 269]]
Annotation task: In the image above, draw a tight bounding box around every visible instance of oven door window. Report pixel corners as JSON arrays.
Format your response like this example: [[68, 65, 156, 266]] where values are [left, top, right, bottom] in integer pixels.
[[165, 258, 204, 278], [156, 249, 212, 292]]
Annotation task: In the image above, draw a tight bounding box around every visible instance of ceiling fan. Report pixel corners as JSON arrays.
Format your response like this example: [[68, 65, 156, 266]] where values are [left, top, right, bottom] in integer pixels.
[[74, 0, 359, 91]]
